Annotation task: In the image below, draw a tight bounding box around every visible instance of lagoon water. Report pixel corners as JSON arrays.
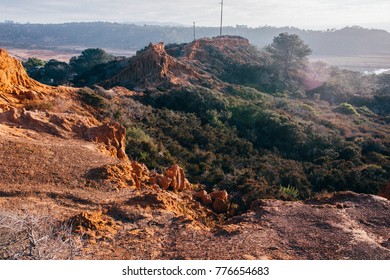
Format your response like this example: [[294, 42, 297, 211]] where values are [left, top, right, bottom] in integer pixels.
[[364, 68, 390, 75]]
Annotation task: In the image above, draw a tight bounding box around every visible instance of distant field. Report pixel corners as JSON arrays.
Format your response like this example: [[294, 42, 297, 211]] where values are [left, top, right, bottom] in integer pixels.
[[5, 47, 135, 62], [310, 54, 390, 72], [6, 48, 81, 62]]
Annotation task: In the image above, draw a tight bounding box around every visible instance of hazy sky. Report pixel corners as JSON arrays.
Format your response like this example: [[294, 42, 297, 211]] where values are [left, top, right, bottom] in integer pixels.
[[1, 0, 390, 31]]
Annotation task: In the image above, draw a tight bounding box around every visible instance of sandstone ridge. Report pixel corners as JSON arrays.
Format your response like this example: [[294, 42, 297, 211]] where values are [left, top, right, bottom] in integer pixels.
[[0, 48, 53, 110], [101, 36, 266, 90], [101, 42, 206, 90]]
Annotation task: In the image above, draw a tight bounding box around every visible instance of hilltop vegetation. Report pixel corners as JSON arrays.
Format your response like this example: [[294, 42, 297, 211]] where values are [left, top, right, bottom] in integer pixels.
[[26, 34, 387, 213]]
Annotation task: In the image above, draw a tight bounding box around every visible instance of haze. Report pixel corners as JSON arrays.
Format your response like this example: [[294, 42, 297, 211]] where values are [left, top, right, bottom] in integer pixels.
[[1, 0, 390, 31]]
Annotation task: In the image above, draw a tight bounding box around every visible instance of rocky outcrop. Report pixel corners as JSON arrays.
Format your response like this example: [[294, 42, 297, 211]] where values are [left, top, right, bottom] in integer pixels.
[[101, 43, 207, 90], [193, 190, 212, 206], [0, 108, 126, 159], [0, 49, 51, 110], [87, 122, 126, 159], [193, 189, 230, 213], [90, 162, 193, 193], [163, 165, 191, 192], [98, 36, 267, 91]]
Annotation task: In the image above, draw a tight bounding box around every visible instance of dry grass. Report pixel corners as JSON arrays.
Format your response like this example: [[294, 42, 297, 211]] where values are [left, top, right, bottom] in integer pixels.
[[0, 211, 82, 260]]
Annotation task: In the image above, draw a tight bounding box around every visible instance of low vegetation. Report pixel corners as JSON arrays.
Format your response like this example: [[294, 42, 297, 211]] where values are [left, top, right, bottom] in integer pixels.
[[0, 212, 81, 260]]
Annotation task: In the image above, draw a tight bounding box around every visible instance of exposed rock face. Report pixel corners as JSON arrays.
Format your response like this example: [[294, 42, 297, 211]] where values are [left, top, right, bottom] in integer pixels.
[[89, 162, 193, 193], [154, 174, 171, 190], [213, 198, 229, 213], [0, 108, 126, 159], [0, 49, 51, 109], [87, 122, 126, 159], [101, 43, 204, 90], [164, 165, 191, 192], [1, 115, 389, 259]]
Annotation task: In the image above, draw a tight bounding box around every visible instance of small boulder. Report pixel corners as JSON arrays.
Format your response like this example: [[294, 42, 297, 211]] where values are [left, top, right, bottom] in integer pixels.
[[210, 190, 228, 201], [156, 174, 172, 190], [165, 165, 191, 191], [213, 198, 229, 213], [193, 190, 213, 206]]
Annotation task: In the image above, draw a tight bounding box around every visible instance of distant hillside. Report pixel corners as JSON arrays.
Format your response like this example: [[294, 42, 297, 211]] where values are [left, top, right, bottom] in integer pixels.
[[1, 22, 390, 56]]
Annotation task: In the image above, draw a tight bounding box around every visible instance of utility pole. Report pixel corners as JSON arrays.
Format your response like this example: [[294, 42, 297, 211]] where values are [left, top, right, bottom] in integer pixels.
[[220, 0, 224, 36], [193, 21, 196, 41]]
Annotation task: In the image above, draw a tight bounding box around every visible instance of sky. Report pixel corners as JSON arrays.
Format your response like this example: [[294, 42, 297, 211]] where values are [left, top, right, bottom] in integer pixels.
[[1, 0, 390, 31]]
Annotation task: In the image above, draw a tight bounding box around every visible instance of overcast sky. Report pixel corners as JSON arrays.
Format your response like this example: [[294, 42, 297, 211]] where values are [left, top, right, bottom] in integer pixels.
[[1, 0, 390, 31]]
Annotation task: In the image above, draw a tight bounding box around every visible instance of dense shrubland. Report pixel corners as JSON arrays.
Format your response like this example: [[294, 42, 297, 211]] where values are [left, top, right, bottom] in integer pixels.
[[89, 81, 388, 212]]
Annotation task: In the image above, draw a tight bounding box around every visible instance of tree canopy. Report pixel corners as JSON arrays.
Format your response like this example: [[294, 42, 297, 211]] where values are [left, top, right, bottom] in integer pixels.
[[69, 48, 114, 76], [266, 33, 312, 92]]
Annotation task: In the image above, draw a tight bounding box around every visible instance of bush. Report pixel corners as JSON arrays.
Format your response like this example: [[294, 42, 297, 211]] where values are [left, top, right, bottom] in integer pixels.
[[24, 100, 53, 111], [334, 103, 360, 116], [77, 88, 106, 108]]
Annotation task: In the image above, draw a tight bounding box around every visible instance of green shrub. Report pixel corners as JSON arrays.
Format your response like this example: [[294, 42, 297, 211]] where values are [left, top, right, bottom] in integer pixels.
[[77, 88, 105, 108], [334, 103, 360, 116], [356, 106, 375, 116], [279, 185, 300, 200]]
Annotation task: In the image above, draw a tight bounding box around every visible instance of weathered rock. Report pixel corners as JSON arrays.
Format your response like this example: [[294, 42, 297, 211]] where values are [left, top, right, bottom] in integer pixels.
[[69, 211, 119, 242], [0, 107, 126, 159], [193, 190, 213, 206], [0, 48, 51, 108], [88, 162, 137, 189], [201, 194, 213, 206], [193, 190, 207, 199], [101, 42, 203, 90], [213, 198, 230, 213], [130, 161, 149, 177], [156, 174, 172, 190], [87, 122, 127, 159], [165, 165, 191, 191], [210, 190, 228, 201], [0, 108, 63, 136]]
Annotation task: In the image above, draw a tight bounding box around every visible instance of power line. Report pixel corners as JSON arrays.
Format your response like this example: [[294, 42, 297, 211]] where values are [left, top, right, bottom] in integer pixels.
[[220, 0, 224, 36], [193, 21, 196, 41]]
